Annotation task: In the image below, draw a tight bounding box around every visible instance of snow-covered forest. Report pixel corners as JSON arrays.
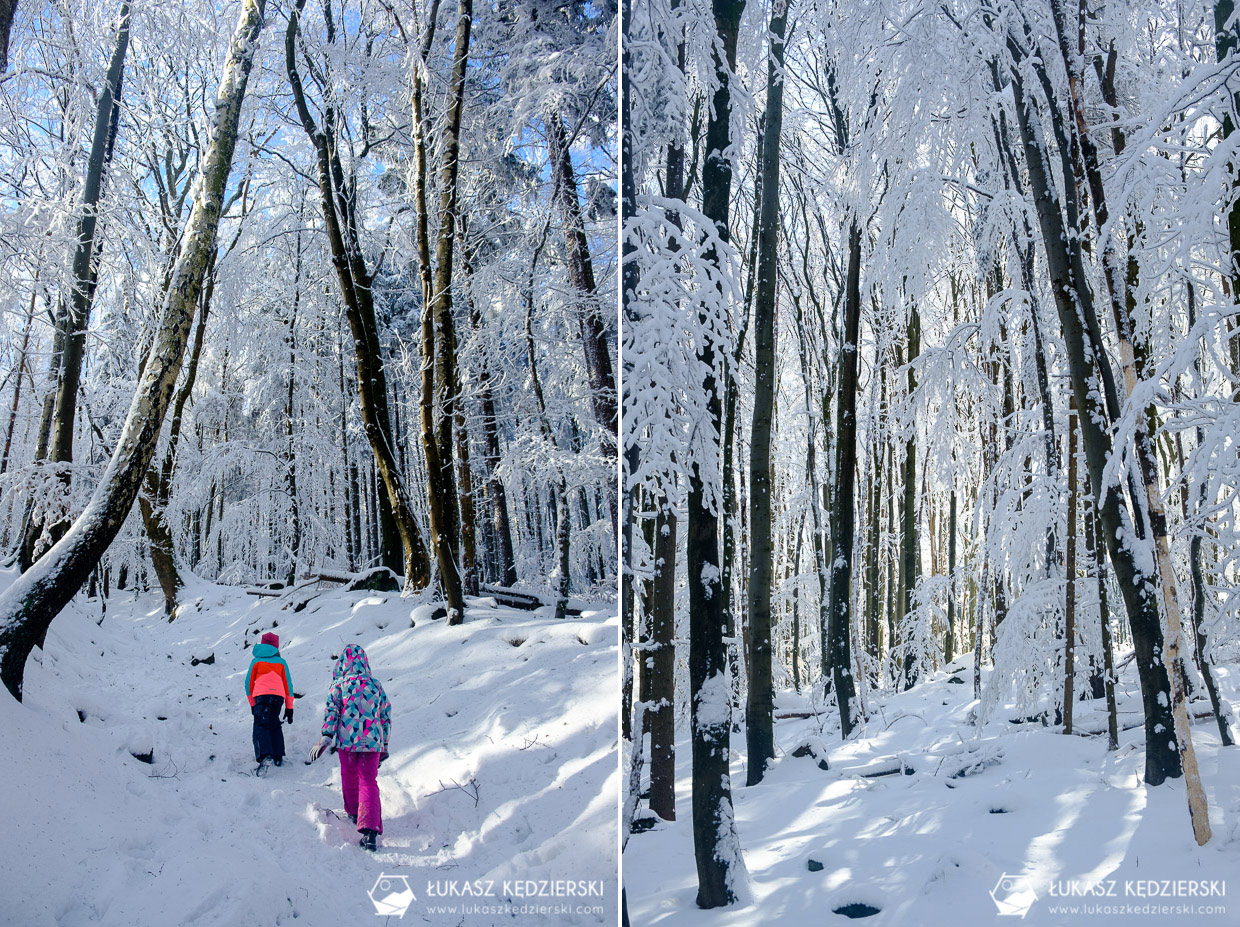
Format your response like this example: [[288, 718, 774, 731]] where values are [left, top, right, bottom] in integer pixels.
[[623, 0, 1240, 920], [0, 0, 617, 695], [0, 1, 620, 923]]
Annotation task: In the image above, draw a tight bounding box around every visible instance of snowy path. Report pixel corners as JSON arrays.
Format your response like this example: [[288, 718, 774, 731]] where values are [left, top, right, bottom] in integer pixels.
[[626, 657, 1240, 926], [0, 572, 618, 926]]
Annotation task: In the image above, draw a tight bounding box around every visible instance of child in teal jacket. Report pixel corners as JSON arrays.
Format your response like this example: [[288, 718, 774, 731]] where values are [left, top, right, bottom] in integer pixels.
[[245, 631, 294, 766]]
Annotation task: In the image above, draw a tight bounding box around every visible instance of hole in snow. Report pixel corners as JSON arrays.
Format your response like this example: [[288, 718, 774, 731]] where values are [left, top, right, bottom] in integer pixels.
[[833, 902, 881, 918]]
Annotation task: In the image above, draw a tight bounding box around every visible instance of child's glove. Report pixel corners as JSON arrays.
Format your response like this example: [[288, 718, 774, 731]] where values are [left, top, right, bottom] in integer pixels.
[[283, 707, 293, 725], [308, 736, 332, 762]]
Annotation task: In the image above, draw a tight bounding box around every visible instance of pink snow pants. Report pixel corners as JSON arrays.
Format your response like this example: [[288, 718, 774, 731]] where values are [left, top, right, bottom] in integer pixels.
[[339, 749, 382, 834]]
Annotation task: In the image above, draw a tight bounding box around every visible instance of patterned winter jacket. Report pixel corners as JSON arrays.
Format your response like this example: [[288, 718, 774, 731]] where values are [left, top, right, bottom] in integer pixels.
[[321, 644, 391, 755]]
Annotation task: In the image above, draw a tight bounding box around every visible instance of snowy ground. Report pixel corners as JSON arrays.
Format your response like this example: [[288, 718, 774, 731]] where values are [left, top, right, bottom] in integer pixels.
[[626, 656, 1240, 926], [0, 569, 619, 926]]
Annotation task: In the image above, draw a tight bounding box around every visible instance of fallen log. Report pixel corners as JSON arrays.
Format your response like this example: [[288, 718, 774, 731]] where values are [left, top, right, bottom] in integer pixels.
[[479, 584, 582, 616]]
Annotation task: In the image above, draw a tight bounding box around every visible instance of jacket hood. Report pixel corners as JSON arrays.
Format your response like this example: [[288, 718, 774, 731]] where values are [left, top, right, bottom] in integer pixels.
[[251, 642, 279, 658], [333, 644, 371, 680]]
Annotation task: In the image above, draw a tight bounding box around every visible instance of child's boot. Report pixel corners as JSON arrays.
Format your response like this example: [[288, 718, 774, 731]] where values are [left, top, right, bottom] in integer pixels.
[[359, 829, 378, 851]]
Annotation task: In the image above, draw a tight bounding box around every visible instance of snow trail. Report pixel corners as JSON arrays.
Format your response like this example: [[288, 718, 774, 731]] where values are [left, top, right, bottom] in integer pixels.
[[0, 570, 618, 926]]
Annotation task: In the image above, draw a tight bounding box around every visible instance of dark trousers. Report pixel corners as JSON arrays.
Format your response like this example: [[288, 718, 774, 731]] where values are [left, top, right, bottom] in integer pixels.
[[252, 694, 286, 762]]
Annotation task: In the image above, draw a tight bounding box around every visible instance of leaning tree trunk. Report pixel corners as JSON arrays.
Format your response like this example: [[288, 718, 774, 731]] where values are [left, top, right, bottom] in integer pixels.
[[743, 0, 789, 786], [0, 0, 268, 701], [690, 0, 748, 908]]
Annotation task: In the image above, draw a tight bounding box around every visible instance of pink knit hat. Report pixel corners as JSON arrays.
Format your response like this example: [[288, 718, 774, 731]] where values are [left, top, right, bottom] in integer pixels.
[[261, 632, 280, 648]]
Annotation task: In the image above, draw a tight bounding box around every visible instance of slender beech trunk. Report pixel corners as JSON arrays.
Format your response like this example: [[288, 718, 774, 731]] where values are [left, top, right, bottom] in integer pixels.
[[1083, 474, 1120, 750], [1215, 0, 1239, 300], [1003, 45, 1183, 790], [1063, 406, 1078, 734], [421, 0, 471, 622], [1048, 0, 1208, 840], [0, 0, 268, 700], [899, 302, 920, 690], [524, 222, 571, 622], [826, 221, 861, 735], [138, 262, 213, 616], [744, 0, 789, 785], [648, 499, 677, 821], [286, 0, 428, 589], [1, 284, 38, 476], [31, 2, 130, 556], [690, 0, 748, 905], [548, 115, 618, 528]]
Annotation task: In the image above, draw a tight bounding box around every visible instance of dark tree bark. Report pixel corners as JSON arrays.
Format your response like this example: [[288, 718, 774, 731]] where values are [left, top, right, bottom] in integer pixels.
[[1063, 406, 1078, 734], [688, 0, 748, 908], [1215, 1, 1239, 299], [0, 0, 268, 700], [648, 500, 677, 821], [461, 237, 516, 587], [744, 0, 790, 785], [0, 0, 15, 73], [1003, 48, 1182, 788], [548, 115, 619, 513], [29, 2, 130, 558], [285, 0, 430, 590], [826, 221, 861, 735], [420, 0, 472, 623], [899, 302, 920, 690], [1, 282, 38, 476]]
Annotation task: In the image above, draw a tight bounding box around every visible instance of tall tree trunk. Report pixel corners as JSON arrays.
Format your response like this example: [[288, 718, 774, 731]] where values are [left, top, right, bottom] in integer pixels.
[[285, 0, 429, 590], [0, 0, 15, 73], [1, 283, 38, 476], [899, 302, 920, 690], [35, 1, 130, 553], [648, 499, 677, 821], [138, 264, 213, 616], [827, 221, 861, 735], [1048, 1, 1209, 840], [0, 0, 268, 700], [420, 0, 472, 622], [524, 226, 572, 622], [548, 115, 618, 529], [744, 0, 789, 785], [1063, 405, 1078, 734], [1004, 48, 1182, 789], [690, 0, 748, 906], [461, 237, 516, 587], [1216, 0, 1239, 300]]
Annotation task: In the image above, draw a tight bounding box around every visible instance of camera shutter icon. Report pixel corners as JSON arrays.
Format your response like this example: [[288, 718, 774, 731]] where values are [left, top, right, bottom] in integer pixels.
[[369, 873, 416, 917]]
